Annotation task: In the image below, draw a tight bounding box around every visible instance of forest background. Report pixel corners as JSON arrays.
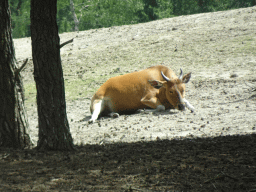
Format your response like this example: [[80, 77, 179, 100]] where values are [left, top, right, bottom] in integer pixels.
[[10, 0, 255, 39]]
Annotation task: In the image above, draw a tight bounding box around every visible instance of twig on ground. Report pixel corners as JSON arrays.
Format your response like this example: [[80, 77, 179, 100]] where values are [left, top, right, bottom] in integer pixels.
[[204, 172, 238, 184], [122, 185, 149, 192], [245, 81, 256, 92]]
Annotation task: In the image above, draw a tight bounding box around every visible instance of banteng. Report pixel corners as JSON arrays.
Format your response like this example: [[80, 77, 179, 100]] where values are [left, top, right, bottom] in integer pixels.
[[89, 65, 194, 123]]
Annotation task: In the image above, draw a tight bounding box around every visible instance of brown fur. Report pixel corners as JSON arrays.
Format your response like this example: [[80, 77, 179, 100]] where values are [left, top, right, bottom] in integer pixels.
[[89, 65, 191, 121]]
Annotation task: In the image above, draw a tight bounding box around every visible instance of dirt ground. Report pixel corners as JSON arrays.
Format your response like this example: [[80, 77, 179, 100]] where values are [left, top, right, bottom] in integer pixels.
[[1, 6, 256, 191]]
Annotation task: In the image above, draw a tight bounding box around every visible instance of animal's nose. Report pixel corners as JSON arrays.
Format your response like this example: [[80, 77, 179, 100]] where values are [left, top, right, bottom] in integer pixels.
[[178, 104, 185, 111]]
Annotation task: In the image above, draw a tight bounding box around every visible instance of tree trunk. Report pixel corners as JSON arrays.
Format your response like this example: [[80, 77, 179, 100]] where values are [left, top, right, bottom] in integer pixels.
[[30, 0, 74, 150], [0, 0, 32, 149], [70, 0, 79, 31]]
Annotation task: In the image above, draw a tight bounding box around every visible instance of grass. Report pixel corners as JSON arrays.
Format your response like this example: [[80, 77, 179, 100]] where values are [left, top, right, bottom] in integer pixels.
[[24, 83, 36, 103], [236, 35, 256, 55]]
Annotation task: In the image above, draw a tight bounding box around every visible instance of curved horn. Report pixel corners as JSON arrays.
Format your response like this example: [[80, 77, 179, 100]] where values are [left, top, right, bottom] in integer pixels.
[[179, 68, 183, 80], [161, 71, 170, 82]]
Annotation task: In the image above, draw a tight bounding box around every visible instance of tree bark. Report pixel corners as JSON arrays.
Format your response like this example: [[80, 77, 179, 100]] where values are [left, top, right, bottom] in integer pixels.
[[0, 0, 32, 149], [30, 0, 74, 150]]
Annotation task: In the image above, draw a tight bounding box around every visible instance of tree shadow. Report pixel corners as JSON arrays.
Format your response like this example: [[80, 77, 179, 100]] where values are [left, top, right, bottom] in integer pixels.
[[1, 133, 255, 191]]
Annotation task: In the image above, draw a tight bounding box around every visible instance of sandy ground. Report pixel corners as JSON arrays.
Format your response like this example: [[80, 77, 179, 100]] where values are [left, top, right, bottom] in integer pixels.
[[14, 6, 256, 146]]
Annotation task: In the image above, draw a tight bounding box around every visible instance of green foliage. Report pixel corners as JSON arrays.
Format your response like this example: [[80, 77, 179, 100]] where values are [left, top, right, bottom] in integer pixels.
[[153, 1, 175, 19], [9, 0, 256, 38], [10, 0, 30, 38], [57, 1, 73, 33], [77, 0, 144, 30]]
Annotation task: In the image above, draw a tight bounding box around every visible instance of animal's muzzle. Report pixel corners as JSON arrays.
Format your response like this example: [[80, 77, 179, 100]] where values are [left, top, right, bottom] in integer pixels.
[[178, 104, 185, 111]]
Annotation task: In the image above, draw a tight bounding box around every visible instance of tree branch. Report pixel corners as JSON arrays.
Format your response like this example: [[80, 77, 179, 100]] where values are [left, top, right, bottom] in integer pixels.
[[15, 58, 29, 78], [59, 38, 74, 49], [78, 5, 89, 21]]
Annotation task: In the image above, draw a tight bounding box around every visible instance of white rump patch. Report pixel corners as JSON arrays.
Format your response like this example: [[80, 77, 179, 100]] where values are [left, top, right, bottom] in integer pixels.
[[89, 100, 103, 123]]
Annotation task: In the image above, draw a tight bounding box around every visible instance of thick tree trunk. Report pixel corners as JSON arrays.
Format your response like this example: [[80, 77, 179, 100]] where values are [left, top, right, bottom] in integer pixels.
[[30, 0, 74, 150], [0, 0, 31, 149]]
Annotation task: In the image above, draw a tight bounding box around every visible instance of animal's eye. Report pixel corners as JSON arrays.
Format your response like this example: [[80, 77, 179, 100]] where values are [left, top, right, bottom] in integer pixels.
[[169, 91, 173, 94]]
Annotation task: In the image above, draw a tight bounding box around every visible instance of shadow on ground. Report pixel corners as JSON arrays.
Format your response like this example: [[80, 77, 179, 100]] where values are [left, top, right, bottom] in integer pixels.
[[1, 134, 256, 191]]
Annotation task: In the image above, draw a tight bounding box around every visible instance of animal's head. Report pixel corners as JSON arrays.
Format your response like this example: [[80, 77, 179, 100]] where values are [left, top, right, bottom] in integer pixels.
[[149, 69, 191, 111]]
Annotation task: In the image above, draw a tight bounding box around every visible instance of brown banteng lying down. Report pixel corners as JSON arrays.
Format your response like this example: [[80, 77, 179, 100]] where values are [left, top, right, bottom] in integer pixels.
[[89, 65, 194, 123]]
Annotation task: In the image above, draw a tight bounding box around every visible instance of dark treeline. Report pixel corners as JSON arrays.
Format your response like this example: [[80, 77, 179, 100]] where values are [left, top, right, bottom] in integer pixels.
[[10, 0, 255, 38]]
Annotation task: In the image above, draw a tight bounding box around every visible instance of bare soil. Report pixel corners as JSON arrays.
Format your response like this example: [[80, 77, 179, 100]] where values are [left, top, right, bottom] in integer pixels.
[[1, 6, 256, 191]]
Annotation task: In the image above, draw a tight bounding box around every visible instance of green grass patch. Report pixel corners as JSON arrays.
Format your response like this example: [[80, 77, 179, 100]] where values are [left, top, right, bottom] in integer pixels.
[[236, 36, 256, 55], [24, 83, 36, 103]]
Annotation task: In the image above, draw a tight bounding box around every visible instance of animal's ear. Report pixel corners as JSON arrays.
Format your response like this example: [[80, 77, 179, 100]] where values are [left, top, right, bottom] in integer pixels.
[[148, 80, 164, 89], [182, 72, 191, 83]]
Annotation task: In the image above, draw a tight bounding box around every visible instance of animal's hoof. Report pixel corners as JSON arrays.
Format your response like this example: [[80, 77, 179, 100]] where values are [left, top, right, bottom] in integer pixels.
[[112, 113, 119, 118], [110, 112, 119, 118], [191, 110, 196, 114], [88, 119, 94, 124]]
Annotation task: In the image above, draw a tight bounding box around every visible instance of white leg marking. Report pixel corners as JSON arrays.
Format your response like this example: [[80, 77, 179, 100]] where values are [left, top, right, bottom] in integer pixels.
[[89, 100, 103, 123], [156, 105, 165, 112], [183, 98, 195, 112], [143, 105, 165, 113]]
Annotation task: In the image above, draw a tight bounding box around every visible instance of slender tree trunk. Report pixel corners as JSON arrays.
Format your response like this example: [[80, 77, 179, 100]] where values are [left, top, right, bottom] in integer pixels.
[[70, 0, 79, 31], [0, 0, 32, 149], [30, 0, 74, 150]]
